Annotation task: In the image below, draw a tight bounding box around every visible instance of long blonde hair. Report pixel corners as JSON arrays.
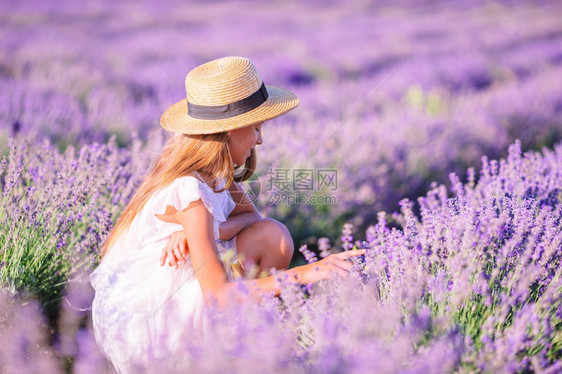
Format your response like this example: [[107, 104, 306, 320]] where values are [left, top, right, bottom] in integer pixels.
[[100, 131, 257, 259]]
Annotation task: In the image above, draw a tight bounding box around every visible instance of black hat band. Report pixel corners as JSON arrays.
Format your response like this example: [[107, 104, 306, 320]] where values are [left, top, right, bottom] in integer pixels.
[[187, 82, 269, 120]]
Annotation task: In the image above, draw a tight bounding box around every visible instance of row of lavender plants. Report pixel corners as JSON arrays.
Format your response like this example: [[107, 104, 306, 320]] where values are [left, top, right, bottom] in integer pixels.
[[1, 139, 560, 372], [1, 0, 561, 244], [0, 134, 159, 325]]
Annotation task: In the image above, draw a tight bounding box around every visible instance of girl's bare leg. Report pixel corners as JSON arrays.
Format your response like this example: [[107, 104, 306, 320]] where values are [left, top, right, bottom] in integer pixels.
[[234, 218, 294, 277]]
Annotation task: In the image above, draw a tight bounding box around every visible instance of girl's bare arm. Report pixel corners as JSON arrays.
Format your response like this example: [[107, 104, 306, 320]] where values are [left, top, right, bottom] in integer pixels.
[[222, 249, 366, 301], [172, 199, 365, 308], [218, 212, 260, 241], [174, 199, 230, 305], [228, 181, 263, 219]]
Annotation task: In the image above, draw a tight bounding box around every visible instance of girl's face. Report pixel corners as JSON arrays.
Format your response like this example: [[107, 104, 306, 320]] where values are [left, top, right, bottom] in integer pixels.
[[227, 122, 263, 166]]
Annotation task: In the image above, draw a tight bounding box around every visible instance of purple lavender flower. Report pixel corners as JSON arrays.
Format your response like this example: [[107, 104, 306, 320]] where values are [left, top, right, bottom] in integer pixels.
[[317, 237, 331, 259], [298, 244, 318, 264], [340, 223, 354, 251]]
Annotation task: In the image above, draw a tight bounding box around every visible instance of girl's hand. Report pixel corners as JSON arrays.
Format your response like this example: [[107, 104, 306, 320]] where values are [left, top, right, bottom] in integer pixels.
[[160, 230, 189, 268], [298, 249, 367, 284]]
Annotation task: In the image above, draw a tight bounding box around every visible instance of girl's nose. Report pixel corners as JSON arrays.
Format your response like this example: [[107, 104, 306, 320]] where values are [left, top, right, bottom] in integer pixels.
[[256, 131, 263, 145]]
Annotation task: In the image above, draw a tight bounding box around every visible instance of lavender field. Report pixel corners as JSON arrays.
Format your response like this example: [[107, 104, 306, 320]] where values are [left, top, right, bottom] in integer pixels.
[[1, 0, 561, 372]]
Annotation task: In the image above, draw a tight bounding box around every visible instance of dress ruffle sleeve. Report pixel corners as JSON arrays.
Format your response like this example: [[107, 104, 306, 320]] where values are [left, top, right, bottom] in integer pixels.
[[152, 175, 228, 240]]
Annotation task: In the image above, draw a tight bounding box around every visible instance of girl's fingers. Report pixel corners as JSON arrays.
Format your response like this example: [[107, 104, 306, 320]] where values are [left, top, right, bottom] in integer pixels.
[[331, 260, 353, 273], [162, 232, 189, 269], [180, 240, 188, 257], [338, 260, 353, 271], [337, 249, 367, 260], [160, 245, 169, 266], [173, 245, 184, 265], [322, 265, 349, 280], [322, 256, 360, 279], [169, 248, 178, 268]]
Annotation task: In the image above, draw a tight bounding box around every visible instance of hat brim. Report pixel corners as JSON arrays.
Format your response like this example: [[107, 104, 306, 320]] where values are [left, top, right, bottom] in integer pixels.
[[160, 85, 299, 135]]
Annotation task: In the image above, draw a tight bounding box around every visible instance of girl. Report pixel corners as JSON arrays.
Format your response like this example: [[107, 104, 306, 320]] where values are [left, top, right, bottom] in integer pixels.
[[89, 56, 365, 373]]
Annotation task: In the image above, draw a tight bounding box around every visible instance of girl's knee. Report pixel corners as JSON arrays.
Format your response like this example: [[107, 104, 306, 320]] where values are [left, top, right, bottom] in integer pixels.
[[236, 218, 294, 271], [256, 218, 294, 265]]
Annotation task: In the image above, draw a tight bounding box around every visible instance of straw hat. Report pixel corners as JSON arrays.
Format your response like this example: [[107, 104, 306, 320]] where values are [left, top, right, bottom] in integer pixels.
[[160, 56, 299, 135]]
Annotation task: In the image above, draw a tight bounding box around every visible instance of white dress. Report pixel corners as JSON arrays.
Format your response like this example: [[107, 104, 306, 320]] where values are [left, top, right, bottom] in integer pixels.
[[89, 172, 237, 373]]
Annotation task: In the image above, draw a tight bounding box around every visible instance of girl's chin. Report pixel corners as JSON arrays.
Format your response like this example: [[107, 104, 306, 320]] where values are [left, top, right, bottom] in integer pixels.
[[234, 154, 250, 167]]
